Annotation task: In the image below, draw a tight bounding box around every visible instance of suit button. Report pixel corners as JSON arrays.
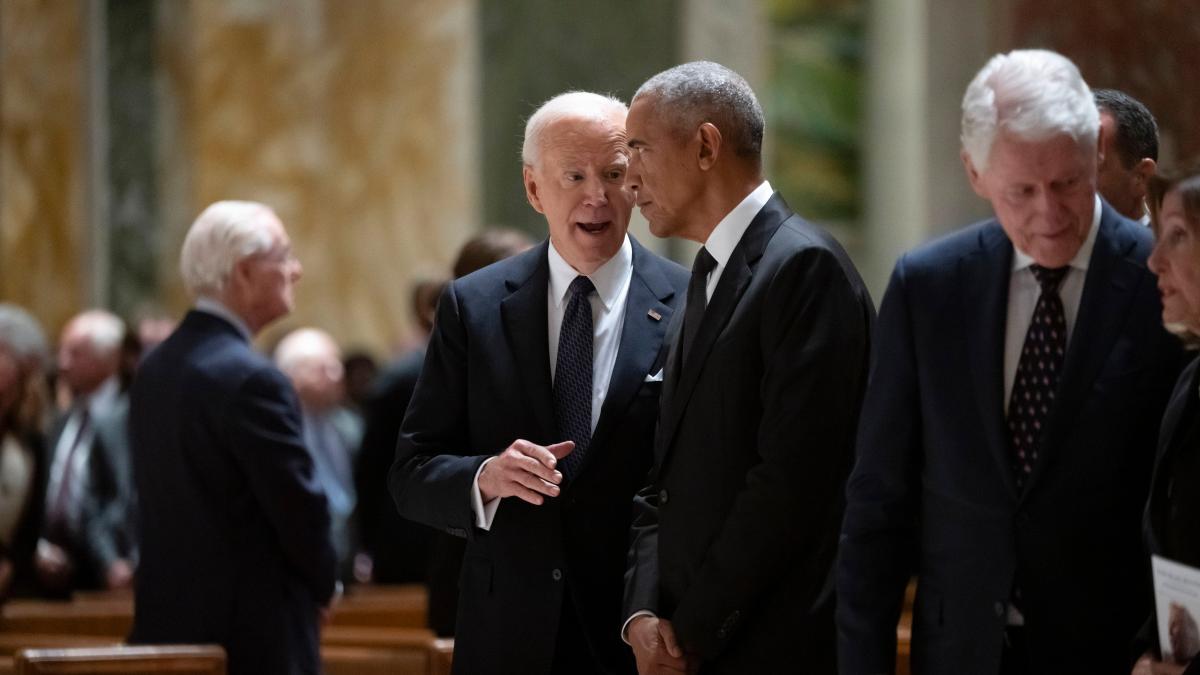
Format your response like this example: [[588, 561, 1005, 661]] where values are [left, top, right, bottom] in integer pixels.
[[994, 601, 1005, 618], [659, 489, 669, 505], [551, 568, 563, 581], [716, 627, 727, 639]]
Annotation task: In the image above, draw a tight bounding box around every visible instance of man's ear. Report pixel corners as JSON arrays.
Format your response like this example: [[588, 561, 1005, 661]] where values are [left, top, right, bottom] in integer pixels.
[[523, 165, 545, 213], [697, 122, 722, 171], [1134, 157, 1157, 187], [962, 149, 988, 199]]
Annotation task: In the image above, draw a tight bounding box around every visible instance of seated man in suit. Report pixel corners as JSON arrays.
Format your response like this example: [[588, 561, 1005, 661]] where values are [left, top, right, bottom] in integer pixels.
[[620, 61, 874, 674], [389, 91, 688, 675], [837, 49, 1186, 675], [128, 201, 336, 675], [37, 309, 134, 594]]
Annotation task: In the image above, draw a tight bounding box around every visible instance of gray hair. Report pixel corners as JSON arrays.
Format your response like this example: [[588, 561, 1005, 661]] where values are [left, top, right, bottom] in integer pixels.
[[180, 200, 278, 297], [521, 91, 628, 168], [633, 61, 764, 162], [66, 309, 125, 357], [274, 327, 341, 376], [961, 49, 1099, 171], [0, 303, 49, 371]]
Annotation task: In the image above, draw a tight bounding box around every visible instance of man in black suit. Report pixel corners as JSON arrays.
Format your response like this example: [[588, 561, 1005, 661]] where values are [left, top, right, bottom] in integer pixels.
[[622, 61, 874, 674], [837, 50, 1186, 675], [129, 201, 336, 675], [389, 91, 688, 675]]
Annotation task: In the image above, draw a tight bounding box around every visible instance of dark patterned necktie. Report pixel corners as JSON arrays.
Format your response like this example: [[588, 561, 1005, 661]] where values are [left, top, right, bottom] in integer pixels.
[[1007, 264, 1069, 490], [554, 275, 595, 480], [682, 247, 717, 367]]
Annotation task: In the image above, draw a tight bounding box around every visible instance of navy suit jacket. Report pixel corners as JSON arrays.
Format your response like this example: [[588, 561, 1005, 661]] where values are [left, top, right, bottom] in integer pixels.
[[389, 237, 687, 675], [129, 310, 336, 675], [838, 202, 1186, 675], [625, 194, 875, 673]]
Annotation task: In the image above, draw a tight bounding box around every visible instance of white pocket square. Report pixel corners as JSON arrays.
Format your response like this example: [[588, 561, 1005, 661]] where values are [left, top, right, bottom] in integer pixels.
[[644, 369, 664, 383]]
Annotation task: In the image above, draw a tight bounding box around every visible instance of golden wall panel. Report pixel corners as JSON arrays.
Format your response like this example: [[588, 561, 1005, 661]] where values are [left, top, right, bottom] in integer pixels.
[[158, 0, 479, 357], [0, 0, 87, 337]]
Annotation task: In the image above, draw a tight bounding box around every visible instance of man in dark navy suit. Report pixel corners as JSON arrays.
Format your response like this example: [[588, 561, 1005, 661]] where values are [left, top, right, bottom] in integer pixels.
[[837, 50, 1186, 675], [129, 201, 336, 675], [389, 91, 687, 675]]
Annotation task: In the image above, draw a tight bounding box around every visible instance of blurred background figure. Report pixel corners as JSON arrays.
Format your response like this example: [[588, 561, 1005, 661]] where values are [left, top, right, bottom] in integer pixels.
[[355, 227, 530, 635], [1095, 88, 1159, 224], [276, 327, 363, 584], [340, 350, 378, 416], [1135, 167, 1200, 675], [36, 309, 135, 595], [0, 304, 51, 603]]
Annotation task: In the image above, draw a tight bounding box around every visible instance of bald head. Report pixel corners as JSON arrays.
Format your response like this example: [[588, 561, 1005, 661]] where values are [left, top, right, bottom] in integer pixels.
[[58, 309, 124, 397], [275, 328, 343, 412]]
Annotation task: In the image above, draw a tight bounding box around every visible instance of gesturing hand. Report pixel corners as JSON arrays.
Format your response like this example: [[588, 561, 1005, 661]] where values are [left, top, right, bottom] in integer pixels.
[[478, 439, 574, 505]]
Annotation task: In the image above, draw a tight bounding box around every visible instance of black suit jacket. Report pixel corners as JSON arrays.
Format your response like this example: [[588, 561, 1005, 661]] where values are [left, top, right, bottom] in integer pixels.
[[838, 202, 1186, 675], [625, 193, 875, 673], [389, 237, 687, 675], [1142, 356, 1200, 673], [128, 311, 336, 675], [40, 397, 131, 591]]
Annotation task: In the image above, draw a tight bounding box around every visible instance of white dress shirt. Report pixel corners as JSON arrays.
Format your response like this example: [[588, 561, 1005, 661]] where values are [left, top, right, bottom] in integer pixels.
[[699, 180, 774, 302], [470, 236, 634, 531], [195, 296, 252, 340], [45, 375, 121, 534], [1003, 195, 1102, 413]]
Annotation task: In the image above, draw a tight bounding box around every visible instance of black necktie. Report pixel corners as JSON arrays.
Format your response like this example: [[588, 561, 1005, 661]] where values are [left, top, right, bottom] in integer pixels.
[[554, 276, 595, 480], [1007, 264, 1069, 490], [682, 247, 717, 367]]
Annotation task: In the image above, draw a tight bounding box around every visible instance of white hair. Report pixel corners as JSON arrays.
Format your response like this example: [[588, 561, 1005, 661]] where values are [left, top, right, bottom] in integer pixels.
[[274, 327, 341, 376], [179, 200, 278, 297], [521, 91, 628, 168], [961, 49, 1099, 171], [67, 309, 125, 358], [0, 303, 49, 371]]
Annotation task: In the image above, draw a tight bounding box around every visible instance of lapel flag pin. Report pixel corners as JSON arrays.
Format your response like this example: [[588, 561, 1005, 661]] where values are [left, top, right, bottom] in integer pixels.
[[647, 309, 662, 321]]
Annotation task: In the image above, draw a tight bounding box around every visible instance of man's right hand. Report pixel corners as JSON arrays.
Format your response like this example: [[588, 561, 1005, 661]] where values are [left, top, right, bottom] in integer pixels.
[[628, 615, 693, 674], [478, 439, 573, 505]]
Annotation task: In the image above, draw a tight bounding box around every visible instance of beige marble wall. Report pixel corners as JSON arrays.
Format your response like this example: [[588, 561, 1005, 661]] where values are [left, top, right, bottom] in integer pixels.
[[157, 0, 479, 356], [0, 0, 88, 336]]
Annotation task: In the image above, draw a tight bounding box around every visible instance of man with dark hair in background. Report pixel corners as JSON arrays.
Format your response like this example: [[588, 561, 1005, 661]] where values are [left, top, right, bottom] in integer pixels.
[[355, 227, 531, 636], [1095, 88, 1159, 223]]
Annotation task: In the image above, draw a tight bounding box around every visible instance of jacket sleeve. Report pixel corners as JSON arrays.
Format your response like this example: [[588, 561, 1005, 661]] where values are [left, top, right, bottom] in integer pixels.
[[225, 366, 337, 605], [388, 281, 489, 540], [669, 246, 873, 660], [836, 257, 922, 673]]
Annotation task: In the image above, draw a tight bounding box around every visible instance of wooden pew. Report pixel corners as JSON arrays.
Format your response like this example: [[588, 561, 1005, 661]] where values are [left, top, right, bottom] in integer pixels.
[[322, 645, 425, 675], [0, 601, 131, 637], [429, 638, 453, 675], [330, 584, 427, 628], [0, 635, 116, 657], [14, 645, 225, 674]]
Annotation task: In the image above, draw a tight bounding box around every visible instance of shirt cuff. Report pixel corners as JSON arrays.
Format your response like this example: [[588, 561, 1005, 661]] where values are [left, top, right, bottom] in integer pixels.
[[471, 457, 501, 530], [621, 610, 657, 645]]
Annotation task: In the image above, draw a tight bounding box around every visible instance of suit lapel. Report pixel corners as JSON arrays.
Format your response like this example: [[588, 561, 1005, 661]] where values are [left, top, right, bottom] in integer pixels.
[[1024, 207, 1144, 497], [659, 194, 789, 463], [960, 222, 1019, 500], [500, 243, 557, 443], [584, 240, 678, 471]]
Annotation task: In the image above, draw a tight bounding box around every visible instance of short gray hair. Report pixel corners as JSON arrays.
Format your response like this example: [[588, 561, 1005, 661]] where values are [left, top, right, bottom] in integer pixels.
[[67, 309, 125, 357], [633, 61, 764, 161], [180, 200, 278, 297], [0, 303, 49, 371], [961, 49, 1099, 171], [521, 91, 628, 168]]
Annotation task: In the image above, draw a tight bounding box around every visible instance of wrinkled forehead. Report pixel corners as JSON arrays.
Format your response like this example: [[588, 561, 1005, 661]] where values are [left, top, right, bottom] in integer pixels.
[[539, 115, 628, 165]]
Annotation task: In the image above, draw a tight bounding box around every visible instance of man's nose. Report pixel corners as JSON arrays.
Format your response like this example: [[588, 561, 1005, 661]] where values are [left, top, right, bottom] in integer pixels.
[[582, 176, 609, 207]]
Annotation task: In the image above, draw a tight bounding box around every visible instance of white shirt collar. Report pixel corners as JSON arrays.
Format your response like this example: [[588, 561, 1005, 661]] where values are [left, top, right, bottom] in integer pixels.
[[547, 235, 632, 312], [194, 296, 253, 340], [82, 376, 120, 418], [703, 180, 774, 267], [1012, 194, 1102, 272]]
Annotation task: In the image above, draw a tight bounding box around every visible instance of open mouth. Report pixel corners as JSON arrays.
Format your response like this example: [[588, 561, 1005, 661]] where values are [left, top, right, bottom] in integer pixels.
[[577, 220, 611, 234]]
